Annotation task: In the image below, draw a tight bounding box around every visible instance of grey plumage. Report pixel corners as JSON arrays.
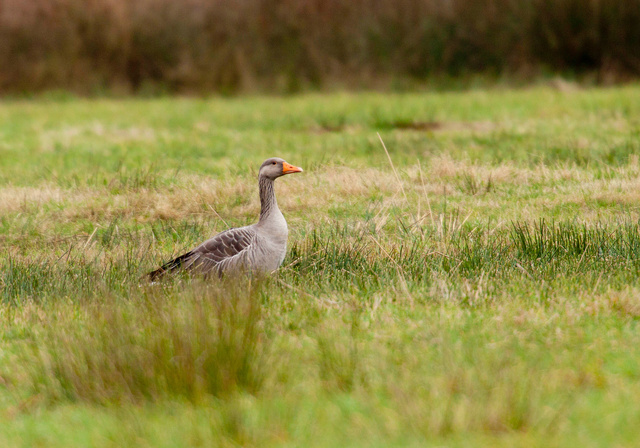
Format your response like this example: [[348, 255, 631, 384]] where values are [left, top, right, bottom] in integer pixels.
[[148, 157, 303, 280]]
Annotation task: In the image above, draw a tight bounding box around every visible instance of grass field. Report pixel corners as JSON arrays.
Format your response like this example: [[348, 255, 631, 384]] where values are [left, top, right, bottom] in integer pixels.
[[1, 86, 640, 447]]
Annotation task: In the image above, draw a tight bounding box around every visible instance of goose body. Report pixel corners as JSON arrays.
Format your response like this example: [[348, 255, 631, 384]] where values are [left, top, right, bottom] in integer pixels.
[[148, 158, 302, 280]]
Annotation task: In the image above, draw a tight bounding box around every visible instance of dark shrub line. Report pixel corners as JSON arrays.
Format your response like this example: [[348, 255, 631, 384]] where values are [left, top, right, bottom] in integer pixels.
[[1, 0, 639, 94]]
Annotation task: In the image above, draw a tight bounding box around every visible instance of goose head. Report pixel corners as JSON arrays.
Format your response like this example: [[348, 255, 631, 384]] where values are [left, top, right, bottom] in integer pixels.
[[259, 157, 303, 180]]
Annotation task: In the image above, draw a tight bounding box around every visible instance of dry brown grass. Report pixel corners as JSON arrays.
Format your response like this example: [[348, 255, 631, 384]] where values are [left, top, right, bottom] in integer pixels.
[[0, 185, 81, 213], [5, 158, 640, 244]]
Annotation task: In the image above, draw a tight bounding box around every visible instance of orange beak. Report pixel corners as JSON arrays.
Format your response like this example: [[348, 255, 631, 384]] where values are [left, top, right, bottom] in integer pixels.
[[282, 162, 303, 174]]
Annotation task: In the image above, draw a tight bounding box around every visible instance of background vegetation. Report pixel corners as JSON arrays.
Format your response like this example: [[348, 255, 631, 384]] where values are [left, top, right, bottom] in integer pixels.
[[1, 87, 640, 446], [1, 0, 640, 94]]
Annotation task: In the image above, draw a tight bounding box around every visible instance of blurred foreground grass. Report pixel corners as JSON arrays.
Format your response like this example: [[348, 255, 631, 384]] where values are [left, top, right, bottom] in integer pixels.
[[1, 87, 640, 446]]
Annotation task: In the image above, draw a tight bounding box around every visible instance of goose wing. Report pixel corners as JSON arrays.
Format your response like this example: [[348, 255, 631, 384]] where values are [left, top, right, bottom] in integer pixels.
[[148, 226, 256, 280], [191, 226, 257, 271]]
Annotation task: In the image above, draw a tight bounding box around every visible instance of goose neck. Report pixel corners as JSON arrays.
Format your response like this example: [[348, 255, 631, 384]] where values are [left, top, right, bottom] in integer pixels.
[[258, 175, 279, 222]]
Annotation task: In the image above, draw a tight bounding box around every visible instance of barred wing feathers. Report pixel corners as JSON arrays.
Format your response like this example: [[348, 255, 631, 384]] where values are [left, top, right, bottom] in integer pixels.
[[147, 226, 256, 280]]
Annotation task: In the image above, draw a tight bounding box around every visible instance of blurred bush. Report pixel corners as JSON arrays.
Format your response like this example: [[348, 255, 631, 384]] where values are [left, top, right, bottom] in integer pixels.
[[0, 0, 639, 94]]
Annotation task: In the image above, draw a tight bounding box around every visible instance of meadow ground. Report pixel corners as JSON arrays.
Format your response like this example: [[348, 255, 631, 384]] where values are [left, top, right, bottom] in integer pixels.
[[1, 86, 640, 447]]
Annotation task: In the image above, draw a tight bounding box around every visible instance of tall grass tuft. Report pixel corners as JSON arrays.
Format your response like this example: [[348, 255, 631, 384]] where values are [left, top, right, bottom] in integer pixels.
[[511, 220, 640, 262], [21, 280, 267, 404], [285, 219, 640, 295]]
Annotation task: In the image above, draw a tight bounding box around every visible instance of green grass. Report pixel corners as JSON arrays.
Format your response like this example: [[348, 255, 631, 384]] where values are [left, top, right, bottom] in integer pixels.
[[2, 86, 640, 446]]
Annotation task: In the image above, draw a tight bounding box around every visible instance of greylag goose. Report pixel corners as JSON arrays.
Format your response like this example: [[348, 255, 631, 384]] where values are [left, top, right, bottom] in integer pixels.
[[148, 157, 303, 280]]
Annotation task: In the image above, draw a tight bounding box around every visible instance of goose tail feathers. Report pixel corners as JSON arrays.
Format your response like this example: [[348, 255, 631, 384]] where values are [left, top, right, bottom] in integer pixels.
[[147, 251, 194, 282]]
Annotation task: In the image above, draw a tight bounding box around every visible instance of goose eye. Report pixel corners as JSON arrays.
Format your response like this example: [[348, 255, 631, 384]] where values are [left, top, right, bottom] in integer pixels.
[[272, 162, 276, 165]]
